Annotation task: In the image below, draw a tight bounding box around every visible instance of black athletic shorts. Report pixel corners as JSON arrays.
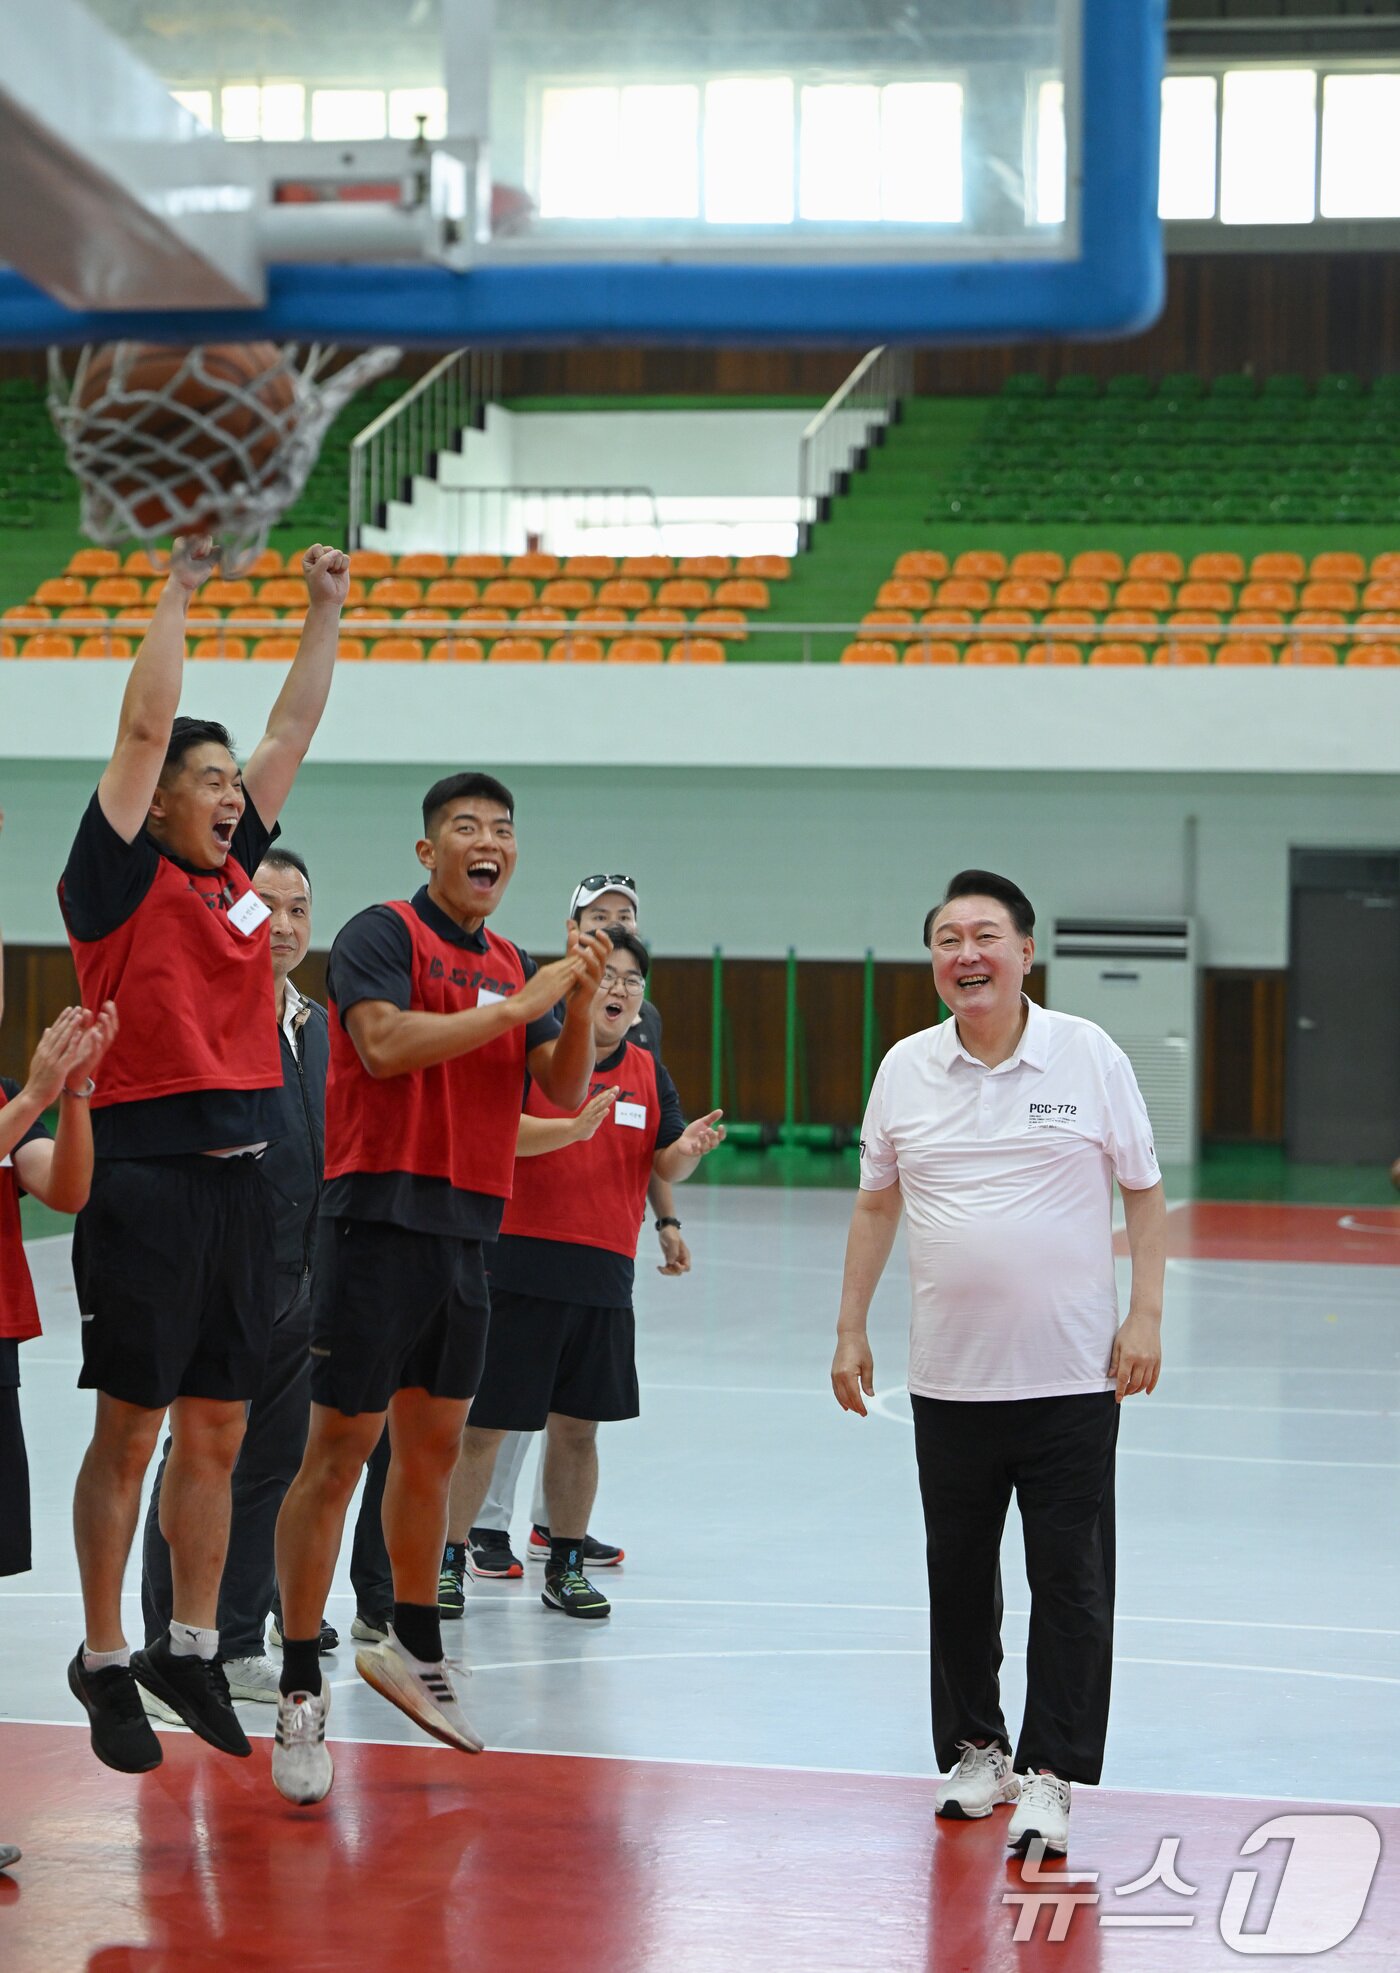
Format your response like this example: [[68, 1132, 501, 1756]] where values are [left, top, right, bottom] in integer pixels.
[[0, 1340, 31, 1577], [72, 1154, 275, 1410], [308, 1215, 491, 1417], [468, 1287, 638, 1433]]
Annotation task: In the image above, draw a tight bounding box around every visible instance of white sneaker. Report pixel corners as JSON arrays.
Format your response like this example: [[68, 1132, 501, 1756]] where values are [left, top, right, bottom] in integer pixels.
[[355, 1630, 485, 1755], [139, 1688, 183, 1727], [271, 1687, 333, 1805], [1007, 1772, 1072, 1855], [223, 1654, 281, 1704], [934, 1741, 1021, 1819]]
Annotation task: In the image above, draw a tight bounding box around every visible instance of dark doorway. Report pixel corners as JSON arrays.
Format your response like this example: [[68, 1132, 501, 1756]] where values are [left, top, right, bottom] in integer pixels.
[[1287, 850, 1400, 1165]]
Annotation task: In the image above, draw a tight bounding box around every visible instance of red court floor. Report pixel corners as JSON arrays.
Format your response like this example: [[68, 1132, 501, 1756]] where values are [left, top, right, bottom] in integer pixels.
[[1, 1723, 1395, 1972], [1114, 1200, 1400, 1266]]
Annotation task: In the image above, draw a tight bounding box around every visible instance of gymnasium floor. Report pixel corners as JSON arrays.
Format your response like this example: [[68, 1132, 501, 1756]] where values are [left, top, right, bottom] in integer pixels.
[[2, 1178, 1397, 1969]]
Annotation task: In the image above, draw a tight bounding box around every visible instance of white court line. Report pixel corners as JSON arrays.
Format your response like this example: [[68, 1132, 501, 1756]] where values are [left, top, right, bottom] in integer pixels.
[[1339, 1214, 1400, 1235], [2, 1713, 1394, 1808]]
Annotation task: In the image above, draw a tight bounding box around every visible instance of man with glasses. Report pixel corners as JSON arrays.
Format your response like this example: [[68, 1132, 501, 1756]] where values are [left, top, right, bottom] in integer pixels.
[[445, 872, 692, 1596], [447, 929, 724, 1620]]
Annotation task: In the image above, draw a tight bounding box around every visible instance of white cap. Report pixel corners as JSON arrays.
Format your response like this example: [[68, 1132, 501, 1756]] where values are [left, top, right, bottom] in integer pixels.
[[570, 873, 640, 917]]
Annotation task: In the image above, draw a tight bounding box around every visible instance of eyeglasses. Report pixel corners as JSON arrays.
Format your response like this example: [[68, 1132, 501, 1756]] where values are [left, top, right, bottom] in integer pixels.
[[577, 873, 637, 897], [601, 969, 646, 994]]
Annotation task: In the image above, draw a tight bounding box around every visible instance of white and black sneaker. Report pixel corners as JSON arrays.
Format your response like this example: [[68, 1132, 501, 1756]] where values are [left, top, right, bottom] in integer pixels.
[[1007, 1772, 1072, 1856], [271, 1687, 333, 1805], [355, 1629, 484, 1754], [934, 1741, 1020, 1820]]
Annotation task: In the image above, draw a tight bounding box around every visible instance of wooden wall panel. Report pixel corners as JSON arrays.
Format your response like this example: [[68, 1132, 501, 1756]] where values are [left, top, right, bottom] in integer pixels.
[[1201, 969, 1287, 1142]]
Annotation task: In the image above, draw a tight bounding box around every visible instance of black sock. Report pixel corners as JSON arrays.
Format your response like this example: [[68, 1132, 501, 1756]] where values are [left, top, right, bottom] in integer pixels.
[[393, 1600, 443, 1664], [279, 1638, 323, 1698], [549, 1535, 583, 1575]]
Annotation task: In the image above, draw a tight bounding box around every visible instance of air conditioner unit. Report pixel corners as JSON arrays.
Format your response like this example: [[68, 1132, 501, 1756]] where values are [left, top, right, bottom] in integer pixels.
[[1049, 918, 1199, 1165]]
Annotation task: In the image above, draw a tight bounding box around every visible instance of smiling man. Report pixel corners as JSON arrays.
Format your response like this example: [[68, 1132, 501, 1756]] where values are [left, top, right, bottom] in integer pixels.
[[57, 533, 349, 1777], [269, 771, 610, 1805], [830, 869, 1166, 1858]]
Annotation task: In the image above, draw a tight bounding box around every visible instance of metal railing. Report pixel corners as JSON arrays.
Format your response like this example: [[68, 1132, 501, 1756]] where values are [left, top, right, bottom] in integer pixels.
[[347, 348, 502, 547], [427, 484, 664, 557], [797, 345, 915, 547]]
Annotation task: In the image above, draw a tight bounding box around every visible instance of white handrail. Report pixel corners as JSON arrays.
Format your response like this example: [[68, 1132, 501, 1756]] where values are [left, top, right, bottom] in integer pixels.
[[798, 345, 914, 545], [348, 348, 502, 546]]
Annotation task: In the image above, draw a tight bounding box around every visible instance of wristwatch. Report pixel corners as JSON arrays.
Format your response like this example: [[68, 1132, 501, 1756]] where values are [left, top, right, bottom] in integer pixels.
[[654, 1216, 681, 1231]]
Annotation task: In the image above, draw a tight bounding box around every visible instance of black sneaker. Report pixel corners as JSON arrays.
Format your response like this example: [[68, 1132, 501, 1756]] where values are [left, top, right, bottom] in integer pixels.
[[467, 1528, 524, 1580], [542, 1568, 611, 1620], [438, 1543, 466, 1618], [67, 1648, 163, 1773], [350, 1608, 392, 1644], [130, 1638, 251, 1758], [268, 1612, 340, 1654], [529, 1525, 625, 1567]]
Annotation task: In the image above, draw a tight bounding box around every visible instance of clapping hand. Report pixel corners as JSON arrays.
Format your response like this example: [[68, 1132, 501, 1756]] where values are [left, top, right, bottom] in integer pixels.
[[675, 1109, 725, 1159]]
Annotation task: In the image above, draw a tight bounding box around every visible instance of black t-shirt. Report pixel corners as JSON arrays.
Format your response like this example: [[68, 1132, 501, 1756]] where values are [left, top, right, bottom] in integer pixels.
[[59, 788, 282, 1160], [321, 886, 562, 1241], [487, 1039, 686, 1307], [1, 1077, 51, 1388]]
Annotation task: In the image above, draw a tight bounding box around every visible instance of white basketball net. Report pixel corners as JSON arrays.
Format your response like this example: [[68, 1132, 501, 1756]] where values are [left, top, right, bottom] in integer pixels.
[[46, 342, 403, 571]]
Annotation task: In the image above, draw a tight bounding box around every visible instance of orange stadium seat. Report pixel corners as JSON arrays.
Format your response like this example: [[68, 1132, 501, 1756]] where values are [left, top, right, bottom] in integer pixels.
[[330, 638, 364, 661], [260, 578, 311, 608], [1166, 608, 1223, 642], [677, 556, 730, 580], [634, 606, 689, 631], [1250, 551, 1305, 582], [902, 640, 961, 664], [980, 610, 1036, 633], [995, 578, 1052, 610], [400, 607, 450, 627], [1346, 642, 1400, 665], [508, 553, 559, 579], [461, 605, 508, 632], [424, 579, 480, 609], [1362, 580, 1400, 609], [366, 577, 421, 608], [1293, 608, 1346, 630], [1024, 641, 1083, 664], [937, 577, 992, 609], [540, 579, 594, 608], [920, 605, 973, 628], [367, 638, 425, 662], [482, 579, 535, 608], [695, 608, 747, 639], [715, 578, 768, 609], [668, 637, 727, 662], [226, 604, 278, 624], [878, 579, 933, 610], [3, 604, 49, 624], [1128, 551, 1184, 582], [123, 550, 161, 576], [737, 555, 790, 581], [1009, 550, 1064, 581], [598, 579, 651, 610], [658, 579, 712, 608], [111, 605, 156, 629], [546, 636, 605, 663], [426, 637, 485, 663], [952, 550, 1007, 579], [78, 634, 134, 658], [1054, 579, 1111, 610], [1370, 551, 1400, 579], [1215, 640, 1275, 666], [1188, 551, 1244, 583], [1089, 642, 1146, 665], [1069, 551, 1123, 580], [1114, 580, 1172, 612], [1152, 641, 1213, 666], [893, 550, 949, 580], [1040, 608, 1094, 635], [1280, 640, 1339, 665], [192, 636, 247, 660], [964, 641, 1020, 665], [563, 556, 615, 579], [606, 637, 664, 664], [1310, 551, 1365, 582], [1300, 580, 1358, 611], [1176, 580, 1234, 612], [577, 604, 629, 626], [397, 553, 448, 580], [620, 555, 672, 579], [858, 611, 915, 640], [840, 641, 899, 664], [348, 550, 393, 578], [1238, 580, 1296, 612], [202, 579, 255, 609], [60, 605, 107, 622], [517, 604, 568, 627], [20, 633, 76, 658], [35, 577, 87, 607], [250, 637, 300, 661], [246, 551, 282, 579], [452, 554, 504, 578], [0, 634, 15, 658], [1356, 610, 1400, 635], [1227, 608, 1285, 635], [141, 577, 170, 601], [1103, 610, 1158, 643], [66, 549, 120, 577], [487, 637, 545, 662]]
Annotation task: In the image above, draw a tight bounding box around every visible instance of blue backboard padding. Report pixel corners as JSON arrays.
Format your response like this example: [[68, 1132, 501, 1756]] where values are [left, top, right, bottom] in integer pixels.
[[0, 0, 1163, 348]]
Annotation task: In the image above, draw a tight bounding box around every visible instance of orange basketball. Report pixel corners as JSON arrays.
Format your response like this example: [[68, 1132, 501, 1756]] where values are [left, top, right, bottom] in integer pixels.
[[74, 342, 297, 531]]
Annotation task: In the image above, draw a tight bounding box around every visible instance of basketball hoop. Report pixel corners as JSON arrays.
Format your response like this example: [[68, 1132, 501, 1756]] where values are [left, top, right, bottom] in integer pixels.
[[46, 342, 403, 571]]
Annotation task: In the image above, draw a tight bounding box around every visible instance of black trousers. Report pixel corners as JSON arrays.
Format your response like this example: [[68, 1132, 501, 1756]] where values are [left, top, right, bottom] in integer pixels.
[[142, 1274, 393, 1657], [912, 1389, 1119, 1786]]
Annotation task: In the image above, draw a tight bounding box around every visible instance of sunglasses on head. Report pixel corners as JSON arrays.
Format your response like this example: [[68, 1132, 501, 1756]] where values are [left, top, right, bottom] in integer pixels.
[[577, 873, 637, 896]]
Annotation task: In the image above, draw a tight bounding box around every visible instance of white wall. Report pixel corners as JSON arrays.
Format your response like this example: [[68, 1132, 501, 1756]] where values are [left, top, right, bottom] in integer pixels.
[[2, 755, 1395, 969]]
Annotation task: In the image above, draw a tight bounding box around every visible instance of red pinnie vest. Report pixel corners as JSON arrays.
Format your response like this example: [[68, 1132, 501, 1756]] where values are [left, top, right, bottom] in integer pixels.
[[0, 1090, 41, 1342], [61, 849, 280, 1111], [324, 901, 529, 1199], [500, 1041, 661, 1258]]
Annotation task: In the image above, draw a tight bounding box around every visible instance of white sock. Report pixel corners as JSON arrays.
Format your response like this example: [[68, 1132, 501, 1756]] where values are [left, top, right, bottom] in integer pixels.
[[83, 1643, 130, 1673], [169, 1620, 219, 1662]]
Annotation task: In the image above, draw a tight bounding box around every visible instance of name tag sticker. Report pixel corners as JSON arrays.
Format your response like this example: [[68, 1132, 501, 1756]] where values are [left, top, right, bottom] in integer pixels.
[[614, 1101, 647, 1130], [1028, 1102, 1080, 1129], [227, 890, 271, 938], [477, 987, 505, 1007]]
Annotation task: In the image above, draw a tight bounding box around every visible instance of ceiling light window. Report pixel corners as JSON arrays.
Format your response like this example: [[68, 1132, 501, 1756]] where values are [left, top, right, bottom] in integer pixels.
[[219, 85, 262, 143], [538, 86, 620, 218], [310, 89, 388, 143], [171, 89, 214, 131], [617, 85, 700, 218], [800, 84, 882, 221], [1320, 72, 1400, 219], [1158, 74, 1217, 219], [880, 81, 963, 223], [704, 78, 795, 224], [389, 87, 448, 142], [259, 84, 306, 142], [1220, 68, 1316, 224], [1034, 79, 1066, 226]]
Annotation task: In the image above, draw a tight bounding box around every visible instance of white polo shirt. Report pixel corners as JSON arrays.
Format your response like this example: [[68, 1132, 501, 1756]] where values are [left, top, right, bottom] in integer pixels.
[[859, 999, 1159, 1403]]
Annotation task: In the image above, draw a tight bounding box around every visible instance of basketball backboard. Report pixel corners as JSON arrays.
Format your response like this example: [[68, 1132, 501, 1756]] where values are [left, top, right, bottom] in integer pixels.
[[0, 0, 1164, 346]]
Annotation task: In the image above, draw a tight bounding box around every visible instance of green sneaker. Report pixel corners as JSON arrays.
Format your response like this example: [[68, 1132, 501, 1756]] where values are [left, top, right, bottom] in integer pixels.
[[438, 1543, 466, 1619], [542, 1568, 611, 1621]]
